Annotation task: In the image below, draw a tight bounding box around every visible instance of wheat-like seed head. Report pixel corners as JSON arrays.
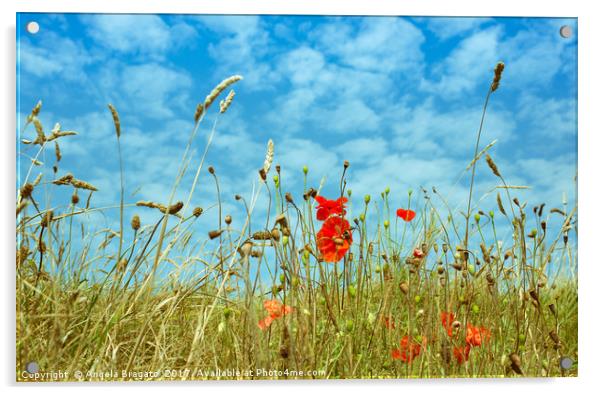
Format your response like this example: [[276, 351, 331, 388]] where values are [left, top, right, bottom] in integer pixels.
[[485, 154, 501, 177], [491, 62, 505, 92], [466, 140, 497, 171], [195, 75, 243, 122], [263, 139, 274, 176], [54, 141, 62, 162], [220, 90, 236, 114], [71, 178, 99, 191], [108, 104, 121, 138], [33, 118, 45, 145], [25, 100, 42, 125], [16, 200, 28, 216]]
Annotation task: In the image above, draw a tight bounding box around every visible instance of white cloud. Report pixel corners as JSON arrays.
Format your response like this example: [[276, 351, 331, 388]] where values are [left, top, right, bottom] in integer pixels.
[[425, 17, 492, 40], [420, 27, 502, 97], [390, 98, 517, 158], [19, 32, 93, 80], [517, 94, 577, 139], [109, 63, 192, 119], [195, 15, 279, 89], [82, 15, 195, 57], [500, 25, 574, 89], [313, 17, 425, 74]]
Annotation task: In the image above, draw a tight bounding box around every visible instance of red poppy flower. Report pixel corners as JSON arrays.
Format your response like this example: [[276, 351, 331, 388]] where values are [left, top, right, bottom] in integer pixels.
[[315, 196, 348, 221], [391, 335, 426, 363], [396, 208, 416, 222], [258, 299, 293, 330], [453, 345, 471, 364], [413, 248, 425, 258], [383, 316, 396, 330], [317, 216, 352, 262], [466, 324, 491, 347], [441, 311, 455, 337]]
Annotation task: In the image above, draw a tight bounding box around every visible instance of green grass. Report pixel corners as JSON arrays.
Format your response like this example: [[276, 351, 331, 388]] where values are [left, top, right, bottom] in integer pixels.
[[16, 66, 577, 381]]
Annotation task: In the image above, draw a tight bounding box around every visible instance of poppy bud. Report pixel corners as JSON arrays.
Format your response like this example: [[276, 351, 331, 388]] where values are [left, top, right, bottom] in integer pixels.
[[225, 215, 232, 225], [71, 192, 79, 205], [399, 282, 409, 295], [509, 353, 523, 375], [364, 194, 371, 204], [131, 215, 141, 231], [275, 164, 281, 173], [383, 220, 390, 228], [303, 165, 308, 174], [208, 166, 215, 175], [348, 285, 357, 298], [193, 207, 203, 217], [343, 160, 350, 169], [271, 228, 281, 241], [385, 186, 390, 194], [208, 229, 224, 240]]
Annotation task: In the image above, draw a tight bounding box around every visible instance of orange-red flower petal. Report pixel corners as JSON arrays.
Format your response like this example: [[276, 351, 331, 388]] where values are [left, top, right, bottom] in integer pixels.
[[396, 208, 416, 222], [317, 216, 352, 262], [466, 324, 491, 347], [315, 196, 348, 221], [441, 311, 455, 337]]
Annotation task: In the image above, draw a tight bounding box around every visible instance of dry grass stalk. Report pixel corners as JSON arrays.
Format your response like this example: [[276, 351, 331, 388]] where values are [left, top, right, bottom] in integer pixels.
[[465, 139, 497, 171], [16, 201, 28, 216], [496, 185, 531, 189], [136, 200, 183, 215], [108, 104, 121, 138]]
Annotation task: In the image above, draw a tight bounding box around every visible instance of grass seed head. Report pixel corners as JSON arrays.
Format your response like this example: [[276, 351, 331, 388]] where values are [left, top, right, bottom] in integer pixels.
[[485, 154, 501, 177], [491, 61, 505, 92], [20, 183, 34, 199], [219, 90, 236, 114], [108, 104, 121, 138]]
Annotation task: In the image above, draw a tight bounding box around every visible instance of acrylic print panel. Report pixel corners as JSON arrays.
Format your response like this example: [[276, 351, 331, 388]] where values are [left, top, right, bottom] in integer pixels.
[[16, 13, 577, 381]]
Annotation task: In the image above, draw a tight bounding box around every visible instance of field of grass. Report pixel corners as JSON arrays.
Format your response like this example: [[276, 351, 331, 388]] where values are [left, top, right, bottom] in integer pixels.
[[16, 63, 577, 381]]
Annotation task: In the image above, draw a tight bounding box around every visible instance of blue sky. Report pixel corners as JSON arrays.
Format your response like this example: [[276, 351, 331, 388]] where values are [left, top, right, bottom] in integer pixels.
[[16, 14, 577, 276]]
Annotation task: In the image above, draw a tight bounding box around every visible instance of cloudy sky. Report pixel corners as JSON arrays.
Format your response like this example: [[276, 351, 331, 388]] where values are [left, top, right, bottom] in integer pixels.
[[16, 14, 577, 273]]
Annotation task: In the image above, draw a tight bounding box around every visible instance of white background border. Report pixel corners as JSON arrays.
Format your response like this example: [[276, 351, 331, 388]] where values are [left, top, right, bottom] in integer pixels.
[[2, 1, 600, 394]]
